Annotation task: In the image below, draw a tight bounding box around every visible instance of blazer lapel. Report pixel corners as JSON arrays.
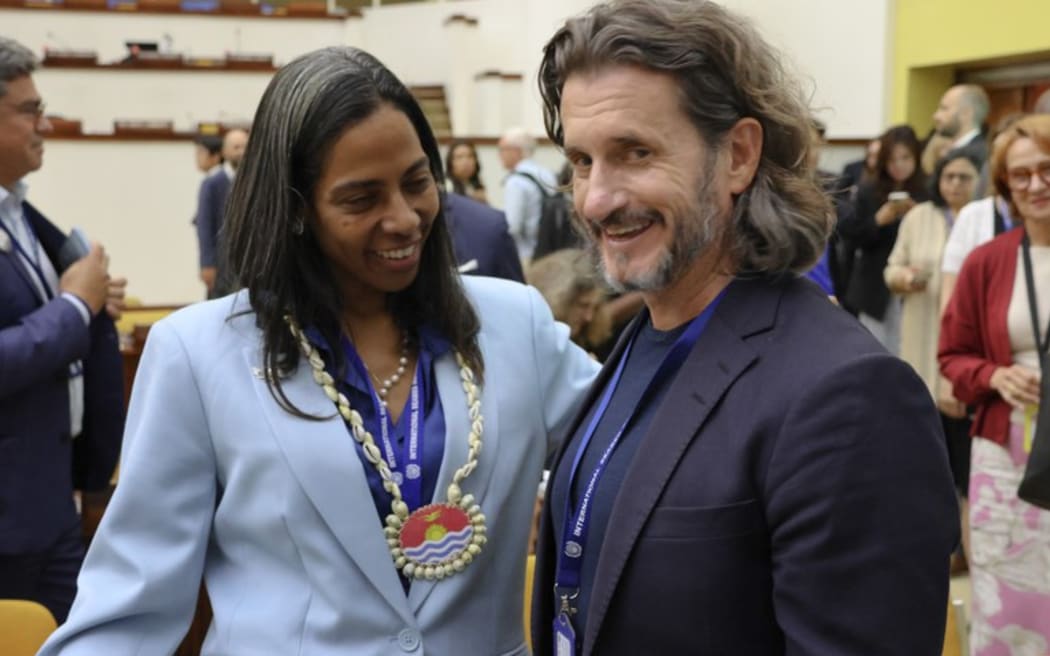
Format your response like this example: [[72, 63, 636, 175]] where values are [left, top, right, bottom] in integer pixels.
[[245, 345, 415, 626], [408, 339, 502, 613], [581, 278, 781, 654], [0, 247, 46, 305]]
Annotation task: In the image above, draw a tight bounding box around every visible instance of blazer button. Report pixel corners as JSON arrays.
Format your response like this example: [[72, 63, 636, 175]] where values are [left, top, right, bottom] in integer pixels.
[[397, 628, 421, 652]]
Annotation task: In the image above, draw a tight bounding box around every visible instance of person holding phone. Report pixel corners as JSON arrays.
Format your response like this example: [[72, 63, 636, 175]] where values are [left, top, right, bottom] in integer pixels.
[[840, 125, 929, 354], [885, 149, 982, 570]]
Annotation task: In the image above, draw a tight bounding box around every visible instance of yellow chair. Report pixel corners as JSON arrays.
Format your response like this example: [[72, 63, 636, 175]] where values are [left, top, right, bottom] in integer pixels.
[[524, 554, 536, 652], [0, 599, 57, 656], [942, 598, 967, 656]]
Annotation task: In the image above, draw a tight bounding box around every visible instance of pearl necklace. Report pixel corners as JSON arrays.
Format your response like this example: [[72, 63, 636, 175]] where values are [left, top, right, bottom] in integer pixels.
[[372, 334, 409, 408], [286, 316, 487, 581]]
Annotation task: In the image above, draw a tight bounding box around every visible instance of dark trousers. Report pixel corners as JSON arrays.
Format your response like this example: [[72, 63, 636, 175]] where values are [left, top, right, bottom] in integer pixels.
[[0, 520, 85, 624], [941, 412, 973, 498]]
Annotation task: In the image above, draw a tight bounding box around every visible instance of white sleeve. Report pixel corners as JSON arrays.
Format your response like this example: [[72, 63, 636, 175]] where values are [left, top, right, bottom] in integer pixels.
[[39, 319, 217, 655], [942, 201, 986, 274]]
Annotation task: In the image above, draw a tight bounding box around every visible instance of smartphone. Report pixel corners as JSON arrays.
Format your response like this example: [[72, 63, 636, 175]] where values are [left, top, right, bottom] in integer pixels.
[[888, 191, 911, 202], [57, 227, 91, 270]]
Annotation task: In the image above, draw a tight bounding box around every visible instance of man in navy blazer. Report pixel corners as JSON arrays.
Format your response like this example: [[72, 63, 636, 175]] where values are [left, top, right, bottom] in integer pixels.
[[444, 191, 524, 282], [195, 127, 247, 298], [0, 37, 125, 623], [531, 3, 958, 655]]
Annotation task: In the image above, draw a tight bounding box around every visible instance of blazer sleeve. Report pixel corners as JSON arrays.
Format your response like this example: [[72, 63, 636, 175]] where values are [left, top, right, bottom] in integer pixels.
[[38, 319, 217, 655], [73, 314, 126, 491], [195, 175, 221, 268], [492, 225, 526, 283], [0, 297, 90, 398], [765, 353, 957, 655], [938, 251, 999, 405], [526, 285, 600, 457]]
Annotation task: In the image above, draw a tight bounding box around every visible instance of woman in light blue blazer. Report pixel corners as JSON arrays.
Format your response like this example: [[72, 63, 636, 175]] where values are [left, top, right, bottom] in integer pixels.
[[40, 47, 598, 656]]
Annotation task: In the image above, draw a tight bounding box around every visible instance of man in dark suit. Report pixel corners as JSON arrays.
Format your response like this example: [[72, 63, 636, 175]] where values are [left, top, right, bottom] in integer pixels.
[[444, 191, 524, 282], [195, 127, 247, 298], [933, 84, 989, 165], [531, 3, 958, 655], [0, 36, 125, 623]]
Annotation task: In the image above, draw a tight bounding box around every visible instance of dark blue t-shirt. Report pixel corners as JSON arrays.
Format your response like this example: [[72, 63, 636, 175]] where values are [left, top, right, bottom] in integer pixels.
[[549, 317, 688, 648]]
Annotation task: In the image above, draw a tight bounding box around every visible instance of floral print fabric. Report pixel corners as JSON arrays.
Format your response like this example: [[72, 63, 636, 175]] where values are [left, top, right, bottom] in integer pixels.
[[969, 427, 1050, 655]]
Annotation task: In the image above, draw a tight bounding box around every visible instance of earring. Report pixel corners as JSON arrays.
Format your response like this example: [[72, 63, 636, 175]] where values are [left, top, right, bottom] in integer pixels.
[[292, 218, 304, 236]]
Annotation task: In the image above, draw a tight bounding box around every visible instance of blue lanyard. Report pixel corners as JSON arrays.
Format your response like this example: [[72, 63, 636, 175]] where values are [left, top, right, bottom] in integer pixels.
[[344, 345, 426, 511], [0, 214, 53, 301], [554, 286, 729, 609]]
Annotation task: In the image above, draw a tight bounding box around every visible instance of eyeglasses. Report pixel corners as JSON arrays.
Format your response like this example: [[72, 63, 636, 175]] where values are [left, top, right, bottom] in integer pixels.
[[1006, 162, 1050, 191], [2, 100, 46, 120]]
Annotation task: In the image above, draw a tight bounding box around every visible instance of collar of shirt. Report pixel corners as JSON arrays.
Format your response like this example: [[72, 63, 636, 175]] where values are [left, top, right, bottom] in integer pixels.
[[223, 162, 237, 181], [505, 158, 541, 183], [0, 179, 28, 215], [0, 179, 30, 247], [952, 129, 980, 149]]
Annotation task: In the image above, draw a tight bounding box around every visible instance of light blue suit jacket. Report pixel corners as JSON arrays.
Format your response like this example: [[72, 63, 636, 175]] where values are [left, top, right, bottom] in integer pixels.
[[40, 276, 598, 656]]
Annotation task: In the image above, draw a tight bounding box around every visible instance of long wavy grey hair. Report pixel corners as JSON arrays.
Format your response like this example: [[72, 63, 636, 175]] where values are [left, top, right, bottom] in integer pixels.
[[538, 0, 832, 275]]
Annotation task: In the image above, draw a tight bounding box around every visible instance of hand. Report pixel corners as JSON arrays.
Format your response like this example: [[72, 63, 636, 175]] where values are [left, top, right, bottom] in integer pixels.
[[990, 364, 1042, 409], [59, 243, 109, 315], [875, 199, 914, 226], [902, 267, 929, 293], [105, 276, 128, 321], [200, 266, 217, 292], [937, 390, 967, 419]]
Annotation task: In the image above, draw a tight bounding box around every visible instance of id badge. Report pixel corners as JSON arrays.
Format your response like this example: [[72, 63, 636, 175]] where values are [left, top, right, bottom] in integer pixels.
[[555, 612, 576, 656]]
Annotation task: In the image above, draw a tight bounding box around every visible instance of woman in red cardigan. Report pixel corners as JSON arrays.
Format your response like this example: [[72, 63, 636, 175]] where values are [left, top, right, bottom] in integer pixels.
[[939, 114, 1050, 655]]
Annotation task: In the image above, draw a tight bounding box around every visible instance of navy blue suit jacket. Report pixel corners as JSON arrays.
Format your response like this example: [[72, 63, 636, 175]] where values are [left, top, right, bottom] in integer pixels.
[[444, 193, 524, 283], [0, 203, 124, 554], [194, 168, 231, 270], [532, 275, 958, 655]]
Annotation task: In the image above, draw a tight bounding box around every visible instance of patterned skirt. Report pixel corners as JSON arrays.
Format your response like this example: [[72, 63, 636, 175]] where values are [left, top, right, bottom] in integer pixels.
[[969, 427, 1050, 655]]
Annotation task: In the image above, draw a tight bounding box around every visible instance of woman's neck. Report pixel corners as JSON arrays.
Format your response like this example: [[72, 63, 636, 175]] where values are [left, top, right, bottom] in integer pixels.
[[1026, 218, 1050, 246]]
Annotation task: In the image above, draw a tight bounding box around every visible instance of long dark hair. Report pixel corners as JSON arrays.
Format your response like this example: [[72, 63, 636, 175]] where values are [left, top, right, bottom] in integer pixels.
[[444, 139, 484, 195], [223, 47, 482, 416], [873, 124, 927, 201]]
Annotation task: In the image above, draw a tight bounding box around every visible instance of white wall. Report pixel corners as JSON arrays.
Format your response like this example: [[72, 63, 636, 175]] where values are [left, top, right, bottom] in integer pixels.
[[722, 0, 891, 139], [25, 141, 203, 305]]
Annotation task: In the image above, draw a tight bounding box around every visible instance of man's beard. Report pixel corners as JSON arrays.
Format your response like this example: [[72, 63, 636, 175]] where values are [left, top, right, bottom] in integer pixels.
[[583, 167, 724, 294], [937, 116, 960, 138]]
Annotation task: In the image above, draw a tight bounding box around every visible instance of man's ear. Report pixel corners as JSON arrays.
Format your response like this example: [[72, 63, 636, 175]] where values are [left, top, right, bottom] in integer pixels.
[[724, 117, 763, 195]]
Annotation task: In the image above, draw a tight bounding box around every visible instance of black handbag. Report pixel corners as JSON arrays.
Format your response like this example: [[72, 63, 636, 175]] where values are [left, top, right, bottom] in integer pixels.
[[1017, 231, 1050, 509]]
